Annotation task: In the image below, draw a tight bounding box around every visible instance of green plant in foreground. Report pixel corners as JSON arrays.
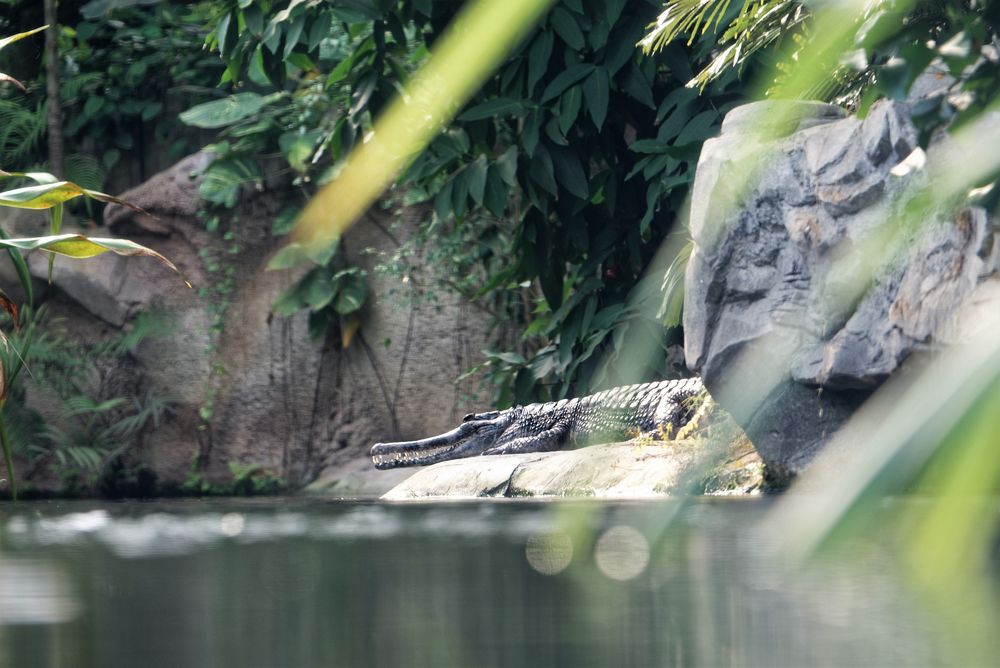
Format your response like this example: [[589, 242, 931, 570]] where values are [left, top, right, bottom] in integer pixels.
[[0, 26, 187, 500]]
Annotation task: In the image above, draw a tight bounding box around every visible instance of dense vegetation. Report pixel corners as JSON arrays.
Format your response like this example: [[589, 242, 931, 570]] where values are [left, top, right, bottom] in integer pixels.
[[176, 0, 756, 407], [1, 0, 998, 500]]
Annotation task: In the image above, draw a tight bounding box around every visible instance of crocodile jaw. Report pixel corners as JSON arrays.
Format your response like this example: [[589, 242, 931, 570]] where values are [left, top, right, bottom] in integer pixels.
[[371, 414, 512, 469]]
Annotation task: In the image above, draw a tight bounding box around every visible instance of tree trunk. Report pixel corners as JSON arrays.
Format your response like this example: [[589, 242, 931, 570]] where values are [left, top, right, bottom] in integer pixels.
[[43, 0, 63, 179]]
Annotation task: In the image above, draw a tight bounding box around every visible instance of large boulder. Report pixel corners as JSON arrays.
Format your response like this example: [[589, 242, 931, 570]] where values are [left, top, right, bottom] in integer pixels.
[[684, 100, 1000, 483], [14, 153, 498, 493]]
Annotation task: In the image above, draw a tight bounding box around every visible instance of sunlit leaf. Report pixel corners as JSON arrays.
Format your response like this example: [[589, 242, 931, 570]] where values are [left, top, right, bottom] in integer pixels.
[[0, 25, 48, 52], [0, 234, 186, 281]]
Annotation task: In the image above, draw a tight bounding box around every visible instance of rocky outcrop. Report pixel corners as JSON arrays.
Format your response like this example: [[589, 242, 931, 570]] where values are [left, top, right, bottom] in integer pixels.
[[370, 437, 762, 500], [12, 153, 498, 493], [684, 100, 1000, 483]]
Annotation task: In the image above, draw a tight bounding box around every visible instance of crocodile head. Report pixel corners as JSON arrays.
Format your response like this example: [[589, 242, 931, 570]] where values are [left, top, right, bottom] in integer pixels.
[[371, 409, 517, 469]]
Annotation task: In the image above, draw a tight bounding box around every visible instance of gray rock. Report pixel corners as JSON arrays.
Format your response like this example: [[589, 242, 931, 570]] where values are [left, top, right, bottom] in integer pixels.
[[684, 99, 999, 482], [381, 440, 764, 499]]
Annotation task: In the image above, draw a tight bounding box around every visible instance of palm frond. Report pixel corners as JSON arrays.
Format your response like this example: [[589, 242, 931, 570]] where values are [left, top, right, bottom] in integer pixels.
[[640, 0, 737, 54], [642, 0, 810, 90]]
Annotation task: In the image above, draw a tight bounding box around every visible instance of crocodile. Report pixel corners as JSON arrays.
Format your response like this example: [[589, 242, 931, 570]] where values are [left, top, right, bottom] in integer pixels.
[[371, 378, 703, 469]]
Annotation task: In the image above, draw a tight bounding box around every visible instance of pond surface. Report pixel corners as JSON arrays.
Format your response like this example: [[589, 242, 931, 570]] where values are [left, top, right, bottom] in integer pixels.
[[0, 497, 993, 667]]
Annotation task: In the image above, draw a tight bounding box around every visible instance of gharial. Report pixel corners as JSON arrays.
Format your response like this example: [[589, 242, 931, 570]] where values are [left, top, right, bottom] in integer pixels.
[[371, 378, 703, 469]]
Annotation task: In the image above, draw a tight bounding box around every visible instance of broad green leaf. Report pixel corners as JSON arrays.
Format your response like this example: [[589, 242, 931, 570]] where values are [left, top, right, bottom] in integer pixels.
[[583, 67, 610, 130], [332, 269, 367, 315], [179, 93, 281, 129], [550, 7, 584, 50], [558, 85, 582, 135], [676, 109, 719, 144], [302, 270, 335, 310], [551, 147, 588, 199], [483, 167, 508, 216], [467, 156, 488, 206], [629, 139, 668, 154], [540, 63, 595, 103], [279, 131, 322, 172], [529, 145, 557, 195], [527, 30, 554, 94], [458, 98, 525, 121], [622, 64, 655, 109], [496, 146, 518, 186], [272, 205, 302, 236]]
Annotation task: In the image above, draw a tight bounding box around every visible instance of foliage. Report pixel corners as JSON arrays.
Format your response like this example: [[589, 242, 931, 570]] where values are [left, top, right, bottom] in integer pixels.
[[188, 0, 753, 407], [0, 1, 221, 182], [181, 460, 286, 496], [0, 308, 178, 495], [0, 27, 187, 499]]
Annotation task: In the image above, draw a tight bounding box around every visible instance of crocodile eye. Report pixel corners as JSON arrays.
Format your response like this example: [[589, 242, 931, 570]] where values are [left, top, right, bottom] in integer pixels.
[[463, 413, 476, 422]]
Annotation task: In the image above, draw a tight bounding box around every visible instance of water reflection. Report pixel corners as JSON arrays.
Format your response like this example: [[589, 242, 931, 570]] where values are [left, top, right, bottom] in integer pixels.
[[0, 559, 80, 625], [593, 525, 650, 581], [0, 498, 992, 667]]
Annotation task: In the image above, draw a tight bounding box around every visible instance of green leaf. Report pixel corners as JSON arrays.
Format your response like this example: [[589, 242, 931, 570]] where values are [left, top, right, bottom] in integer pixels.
[[332, 269, 367, 314], [583, 67, 610, 130], [523, 111, 542, 156], [550, 7, 584, 50], [283, 12, 307, 59], [458, 97, 525, 121], [629, 139, 668, 154], [529, 145, 557, 195], [83, 96, 104, 119], [268, 243, 309, 271], [302, 270, 336, 310], [279, 130, 321, 172], [467, 156, 488, 206], [540, 64, 595, 103], [483, 167, 508, 217], [179, 93, 281, 129], [527, 30, 554, 94], [623, 64, 655, 109], [496, 146, 519, 186], [272, 205, 301, 236], [676, 109, 719, 144], [558, 85, 582, 135], [551, 147, 588, 199], [307, 11, 332, 50]]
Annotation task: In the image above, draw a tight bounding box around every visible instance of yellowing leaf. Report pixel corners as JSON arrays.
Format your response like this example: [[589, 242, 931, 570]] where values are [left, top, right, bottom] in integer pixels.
[[0, 234, 190, 286]]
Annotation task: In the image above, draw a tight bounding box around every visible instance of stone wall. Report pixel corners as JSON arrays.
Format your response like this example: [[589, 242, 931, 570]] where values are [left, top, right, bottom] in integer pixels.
[[6, 153, 499, 493]]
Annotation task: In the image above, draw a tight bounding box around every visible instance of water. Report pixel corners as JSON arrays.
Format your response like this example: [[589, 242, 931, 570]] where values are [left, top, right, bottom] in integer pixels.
[[0, 497, 990, 667]]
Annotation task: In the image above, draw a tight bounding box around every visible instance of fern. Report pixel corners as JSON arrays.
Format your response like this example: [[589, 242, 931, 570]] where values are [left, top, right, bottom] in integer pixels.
[[63, 153, 106, 192], [59, 72, 104, 104], [0, 97, 46, 167]]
